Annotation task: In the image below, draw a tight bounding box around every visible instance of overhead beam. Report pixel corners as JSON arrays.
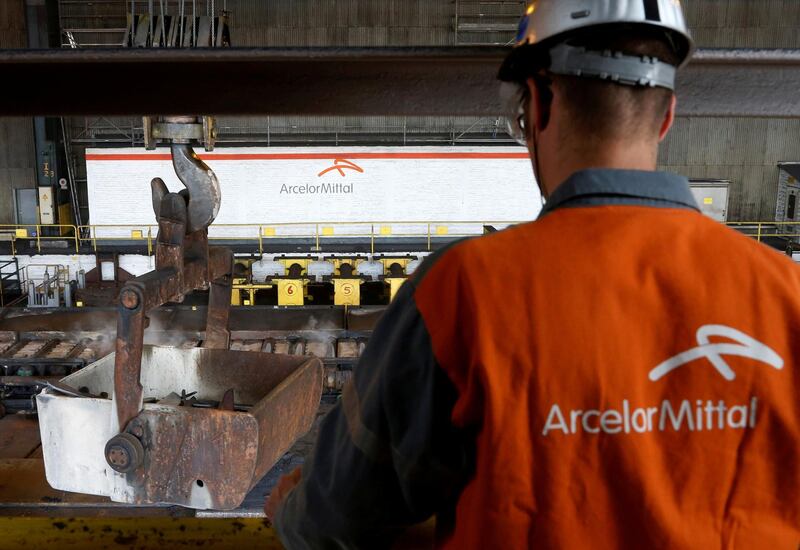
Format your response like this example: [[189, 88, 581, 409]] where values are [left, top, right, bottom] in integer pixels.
[[679, 49, 800, 118], [0, 48, 502, 117], [0, 48, 798, 117]]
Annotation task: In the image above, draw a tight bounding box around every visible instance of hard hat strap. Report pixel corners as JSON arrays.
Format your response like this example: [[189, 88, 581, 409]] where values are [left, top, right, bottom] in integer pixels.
[[547, 43, 677, 91]]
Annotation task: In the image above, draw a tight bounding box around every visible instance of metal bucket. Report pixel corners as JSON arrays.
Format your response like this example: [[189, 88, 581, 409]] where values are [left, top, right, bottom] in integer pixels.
[[36, 346, 323, 510]]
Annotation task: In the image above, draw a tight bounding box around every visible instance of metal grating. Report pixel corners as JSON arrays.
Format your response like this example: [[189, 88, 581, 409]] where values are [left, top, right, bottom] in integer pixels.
[[57, 0, 232, 48], [454, 0, 526, 46], [58, 0, 128, 47]]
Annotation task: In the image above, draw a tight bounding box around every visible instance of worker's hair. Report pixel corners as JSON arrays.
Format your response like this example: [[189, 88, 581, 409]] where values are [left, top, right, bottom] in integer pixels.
[[547, 26, 681, 144]]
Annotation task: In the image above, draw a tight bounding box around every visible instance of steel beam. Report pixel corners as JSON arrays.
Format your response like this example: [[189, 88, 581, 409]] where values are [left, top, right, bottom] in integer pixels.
[[0, 48, 502, 116], [0, 47, 798, 117], [678, 49, 800, 117]]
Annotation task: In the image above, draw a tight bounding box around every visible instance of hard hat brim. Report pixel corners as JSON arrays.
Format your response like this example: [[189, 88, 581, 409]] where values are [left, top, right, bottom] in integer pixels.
[[498, 22, 693, 83]]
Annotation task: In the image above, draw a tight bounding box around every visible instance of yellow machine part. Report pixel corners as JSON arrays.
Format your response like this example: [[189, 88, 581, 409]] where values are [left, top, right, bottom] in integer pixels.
[[278, 258, 311, 276], [57, 203, 73, 235], [333, 279, 361, 306], [386, 277, 407, 301], [232, 283, 275, 306], [379, 258, 412, 274], [230, 277, 248, 306], [331, 258, 362, 276], [277, 279, 305, 306]]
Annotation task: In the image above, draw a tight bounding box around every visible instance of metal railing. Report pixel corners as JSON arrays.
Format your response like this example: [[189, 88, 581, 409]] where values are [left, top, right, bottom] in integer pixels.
[[0, 224, 80, 255], [79, 224, 157, 255], [21, 264, 71, 287], [75, 221, 520, 255], [6, 263, 72, 309], [24, 265, 69, 308], [724, 221, 800, 242], [215, 221, 518, 255], [0, 258, 21, 307], [1, 221, 799, 258]]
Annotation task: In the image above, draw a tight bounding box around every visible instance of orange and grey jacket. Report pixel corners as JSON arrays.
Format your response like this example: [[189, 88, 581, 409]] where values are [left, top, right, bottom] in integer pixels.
[[275, 169, 800, 549]]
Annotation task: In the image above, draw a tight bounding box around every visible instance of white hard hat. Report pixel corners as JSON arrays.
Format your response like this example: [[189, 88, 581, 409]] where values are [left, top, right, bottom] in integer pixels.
[[499, 0, 694, 89]]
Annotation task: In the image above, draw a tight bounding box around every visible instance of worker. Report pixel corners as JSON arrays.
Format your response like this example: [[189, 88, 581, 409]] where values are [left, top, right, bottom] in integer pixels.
[[267, 1, 800, 547]]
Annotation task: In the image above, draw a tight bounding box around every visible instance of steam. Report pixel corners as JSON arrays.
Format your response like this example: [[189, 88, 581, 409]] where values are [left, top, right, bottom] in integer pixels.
[[144, 314, 201, 349], [298, 315, 337, 358]]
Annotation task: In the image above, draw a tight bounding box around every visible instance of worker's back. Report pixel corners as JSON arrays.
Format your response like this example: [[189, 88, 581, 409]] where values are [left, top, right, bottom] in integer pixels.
[[414, 194, 800, 548]]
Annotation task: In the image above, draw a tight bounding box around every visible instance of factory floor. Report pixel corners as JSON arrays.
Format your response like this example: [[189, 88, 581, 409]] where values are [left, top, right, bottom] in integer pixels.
[[0, 402, 436, 548], [0, 399, 320, 548]]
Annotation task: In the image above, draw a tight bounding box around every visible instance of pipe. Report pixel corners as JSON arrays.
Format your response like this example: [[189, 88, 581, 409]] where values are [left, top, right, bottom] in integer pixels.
[[64, 280, 72, 308]]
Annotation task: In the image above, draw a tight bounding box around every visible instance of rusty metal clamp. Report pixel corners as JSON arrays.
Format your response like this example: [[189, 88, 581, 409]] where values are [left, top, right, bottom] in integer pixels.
[[105, 115, 233, 476]]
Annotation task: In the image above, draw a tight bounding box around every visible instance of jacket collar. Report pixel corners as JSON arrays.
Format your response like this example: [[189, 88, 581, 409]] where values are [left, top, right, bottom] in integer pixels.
[[539, 169, 700, 217]]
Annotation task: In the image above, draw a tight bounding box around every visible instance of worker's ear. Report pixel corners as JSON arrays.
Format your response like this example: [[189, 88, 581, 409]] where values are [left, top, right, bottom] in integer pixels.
[[526, 76, 552, 133], [659, 94, 677, 141]]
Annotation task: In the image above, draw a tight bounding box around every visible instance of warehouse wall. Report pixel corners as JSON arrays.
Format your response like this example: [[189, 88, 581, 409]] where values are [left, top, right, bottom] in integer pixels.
[[686, 0, 800, 48], [224, 0, 800, 48], [0, 0, 27, 47], [0, 119, 36, 224], [659, 119, 800, 221], [229, 0, 455, 46], [53, 0, 800, 49], [0, 0, 36, 225], [668, 0, 800, 220]]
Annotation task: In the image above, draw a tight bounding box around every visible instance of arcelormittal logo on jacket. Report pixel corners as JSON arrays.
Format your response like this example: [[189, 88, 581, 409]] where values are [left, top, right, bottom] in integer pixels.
[[542, 325, 785, 437]]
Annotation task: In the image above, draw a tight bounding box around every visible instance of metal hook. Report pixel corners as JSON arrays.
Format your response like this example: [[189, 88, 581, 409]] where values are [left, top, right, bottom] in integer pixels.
[[170, 143, 221, 233], [151, 177, 168, 218]]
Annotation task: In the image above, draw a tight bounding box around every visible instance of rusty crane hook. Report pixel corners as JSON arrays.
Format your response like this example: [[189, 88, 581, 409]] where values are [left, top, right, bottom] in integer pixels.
[[151, 143, 221, 234]]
